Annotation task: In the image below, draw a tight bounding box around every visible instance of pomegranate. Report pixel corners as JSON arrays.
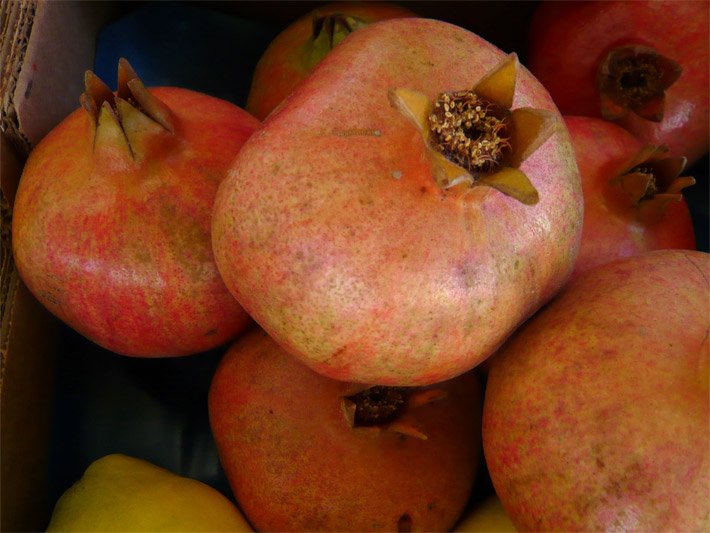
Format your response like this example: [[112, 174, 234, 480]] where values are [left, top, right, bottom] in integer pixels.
[[528, 1, 709, 165], [483, 250, 710, 531], [208, 327, 482, 532], [245, 1, 415, 121], [565, 115, 696, 278], [12, 59, 260, 357], [212, 18, 583, 386]]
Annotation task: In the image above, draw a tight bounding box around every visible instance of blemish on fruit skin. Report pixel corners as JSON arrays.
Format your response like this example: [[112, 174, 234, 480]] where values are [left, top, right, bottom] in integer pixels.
[[392, 170, 402, 179], [397, 513, 413, 532], [329, 127, 382, 137]]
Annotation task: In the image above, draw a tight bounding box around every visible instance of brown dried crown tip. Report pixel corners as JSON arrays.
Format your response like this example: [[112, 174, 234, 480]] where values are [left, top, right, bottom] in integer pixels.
[[80, 58, 175, 161], [612, 144, 695, 220], [598, 45, 682, 123], [389, 53, 557, 205], [341, 385, 447, 440]]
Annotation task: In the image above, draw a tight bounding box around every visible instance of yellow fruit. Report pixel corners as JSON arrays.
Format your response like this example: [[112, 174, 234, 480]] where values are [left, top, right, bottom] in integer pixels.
[[454, 496, 517, 532], [47, 454, 252, 532]]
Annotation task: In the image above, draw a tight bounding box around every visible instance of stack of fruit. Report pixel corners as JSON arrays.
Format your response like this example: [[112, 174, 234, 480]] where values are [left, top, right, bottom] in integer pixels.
[[9, 1, 708, 531]]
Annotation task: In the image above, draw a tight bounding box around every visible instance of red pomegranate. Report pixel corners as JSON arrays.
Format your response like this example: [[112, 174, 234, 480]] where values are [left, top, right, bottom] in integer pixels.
[[209, 327, 482, 532], [528, 1, 709, 165], [246, 1, 415, 121], [483, 250, 709, 531], [212, 18, 583, 386], [12, 59, 259, 356], [565, 115, 696, 278]]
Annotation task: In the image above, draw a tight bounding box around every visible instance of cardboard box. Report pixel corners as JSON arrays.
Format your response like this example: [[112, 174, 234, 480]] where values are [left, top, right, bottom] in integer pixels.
[[2, 2, 118, 529], [1, 1, 707, 531]]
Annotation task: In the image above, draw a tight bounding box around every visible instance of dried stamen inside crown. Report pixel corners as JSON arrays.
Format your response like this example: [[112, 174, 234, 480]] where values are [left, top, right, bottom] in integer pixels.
[[610, 56, 665, 108], [428, 90, 512, 176], [346, 386, 407, 427], [598, 46, 681, 122]]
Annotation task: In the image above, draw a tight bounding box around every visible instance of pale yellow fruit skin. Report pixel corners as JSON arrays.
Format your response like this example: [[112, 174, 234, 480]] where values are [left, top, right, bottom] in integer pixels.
[[47, 454, 252, 532], [454, 496, 517, 532]]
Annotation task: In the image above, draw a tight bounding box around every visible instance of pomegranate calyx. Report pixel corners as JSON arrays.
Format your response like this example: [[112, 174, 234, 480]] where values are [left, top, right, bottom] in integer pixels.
[[387, 420, 428, 440], [612, 145, 695, 221], [340, 385, 447, 441], [82, 71, 114, 124], [82, 59, 176, 161], [389, 53, 555, 205], [115, 97, 171, 163], [94, 101, 132, 164], [345, 386, 407, 427], [304, 12, 367, 71], [597, 45, 682, 123]]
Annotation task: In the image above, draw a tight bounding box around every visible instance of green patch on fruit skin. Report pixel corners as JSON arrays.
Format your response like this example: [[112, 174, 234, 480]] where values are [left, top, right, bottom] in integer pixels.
[[159, 201, 213, 283]]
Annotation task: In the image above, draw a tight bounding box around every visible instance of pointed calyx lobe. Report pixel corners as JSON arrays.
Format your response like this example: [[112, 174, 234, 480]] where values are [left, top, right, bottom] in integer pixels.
[[388, 53, 557, 205], [80, 58, 175, 161], [597, 45, 682, 123], [612, 144, 695, 219]]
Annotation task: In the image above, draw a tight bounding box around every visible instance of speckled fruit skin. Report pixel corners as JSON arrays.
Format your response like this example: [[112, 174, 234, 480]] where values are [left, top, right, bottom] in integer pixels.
[[566, 116, 695, 279], [245, 2, 414, 121], [12, 87, 259, 356], [208, 328, 482, 532], [529, 1, 709, 166], [483, 250, 710, 531], [212, 18, 583, 386]]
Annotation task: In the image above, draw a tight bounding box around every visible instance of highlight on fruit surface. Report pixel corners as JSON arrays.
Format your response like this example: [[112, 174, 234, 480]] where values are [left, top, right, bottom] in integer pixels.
[[209, 328, 483, 532], [246, 1, 415, 120], [564, 116, 696, 278], [388, 53, 556, 205], [212, 17, 583, 387], [12, 58, 259, 357]]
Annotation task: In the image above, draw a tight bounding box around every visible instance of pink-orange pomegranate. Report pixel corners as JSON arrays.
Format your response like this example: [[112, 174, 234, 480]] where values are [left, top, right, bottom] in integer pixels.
[[565, 115, 696, 278], [209, 327, 483, 532], [528, 1, 709, 165], [12, 59, 259, 356], [483, 250, 709, 531], [212, 18, 583, 386], [246, 1, 415, 121]]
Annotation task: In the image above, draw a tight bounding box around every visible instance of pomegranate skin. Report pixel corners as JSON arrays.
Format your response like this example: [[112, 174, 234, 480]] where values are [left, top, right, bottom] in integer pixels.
[[208, 328, 482, 532], [246, 1, 415, 121], [12, 87, 260, 356], [565, 116, 696, 279], [528, 1, 709, 165], [213, 18, 583, 386], [483, 250, 709, 531]]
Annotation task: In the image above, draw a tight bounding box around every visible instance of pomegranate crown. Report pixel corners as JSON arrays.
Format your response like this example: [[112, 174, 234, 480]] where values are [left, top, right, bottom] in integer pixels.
[[612, 144, 695, 221], [388, 53, 558, 205], [80, 58, 175, 162]]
